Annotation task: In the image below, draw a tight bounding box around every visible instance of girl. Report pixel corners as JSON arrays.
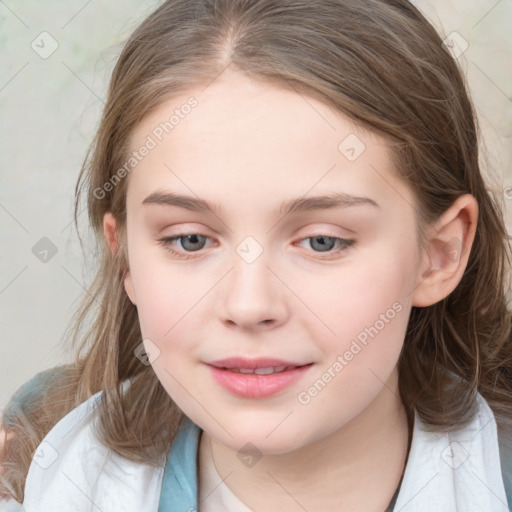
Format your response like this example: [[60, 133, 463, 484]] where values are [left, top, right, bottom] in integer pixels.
[[2, 0, 512, 510]]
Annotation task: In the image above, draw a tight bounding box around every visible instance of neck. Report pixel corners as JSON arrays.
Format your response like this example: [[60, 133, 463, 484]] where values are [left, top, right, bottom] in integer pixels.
[[199, 370, 413, 512]]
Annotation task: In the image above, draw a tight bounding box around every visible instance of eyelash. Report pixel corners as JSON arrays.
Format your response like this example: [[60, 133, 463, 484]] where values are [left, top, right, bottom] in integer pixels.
[[157, 232, 356, 260]]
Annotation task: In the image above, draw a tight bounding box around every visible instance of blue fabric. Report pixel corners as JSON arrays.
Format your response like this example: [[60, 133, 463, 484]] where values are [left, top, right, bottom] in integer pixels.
[[1, 366, 70, 428], [158, 416, 512, 511], [158, 416, 200, 512]]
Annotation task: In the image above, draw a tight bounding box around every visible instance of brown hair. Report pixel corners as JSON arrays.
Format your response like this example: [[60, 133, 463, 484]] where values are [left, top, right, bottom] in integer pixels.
[[2, 0, 512, 503]]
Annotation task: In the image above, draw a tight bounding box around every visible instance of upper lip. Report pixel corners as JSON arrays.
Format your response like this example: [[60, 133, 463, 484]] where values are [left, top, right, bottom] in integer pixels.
[[207, 357, 311, 370]]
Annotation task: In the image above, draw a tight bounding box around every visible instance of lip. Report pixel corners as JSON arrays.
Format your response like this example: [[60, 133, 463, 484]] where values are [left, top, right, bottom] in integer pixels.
[[208, 357, 309, 370], [206, 359, 313, 398]]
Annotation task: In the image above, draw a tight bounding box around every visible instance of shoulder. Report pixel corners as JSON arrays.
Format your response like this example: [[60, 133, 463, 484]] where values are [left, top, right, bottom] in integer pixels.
[[22, 387, 165, 512], [393, 391, 510, 511], [498, 430, 512, 511], [459, 392, 512, 511], [476, 390, 512, 510], [471, 393, 512, 511], [0, 498, 25, 511]]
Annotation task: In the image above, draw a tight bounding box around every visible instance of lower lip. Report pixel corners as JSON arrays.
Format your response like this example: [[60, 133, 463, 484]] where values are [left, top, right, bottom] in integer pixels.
[[207, 364, 313, 398]]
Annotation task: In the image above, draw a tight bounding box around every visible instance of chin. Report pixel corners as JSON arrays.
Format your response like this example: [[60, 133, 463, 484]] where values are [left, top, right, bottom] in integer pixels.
[[214, 421, 310, 456]]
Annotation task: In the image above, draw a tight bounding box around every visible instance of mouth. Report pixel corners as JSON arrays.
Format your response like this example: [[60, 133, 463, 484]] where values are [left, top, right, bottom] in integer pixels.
[[222, 365, 303, 375], [206, 359, 314, 398], [208, 357, 312, 371]]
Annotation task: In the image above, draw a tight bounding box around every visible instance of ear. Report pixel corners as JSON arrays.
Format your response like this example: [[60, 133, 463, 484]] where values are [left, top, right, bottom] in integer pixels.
[[103, 212, 119, 255], [103, 212, 137, 305], [412, 194, 478, 307]]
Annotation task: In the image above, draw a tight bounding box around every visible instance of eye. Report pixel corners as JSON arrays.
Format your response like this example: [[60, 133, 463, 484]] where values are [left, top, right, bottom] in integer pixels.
[[157, 233, 213, 260], [295, 235, 356, 258], [158, 232, 356, 260]]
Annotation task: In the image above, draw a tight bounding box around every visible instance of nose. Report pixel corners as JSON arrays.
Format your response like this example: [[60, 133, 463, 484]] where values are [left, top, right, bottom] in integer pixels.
[[218, 250, 289, 331]]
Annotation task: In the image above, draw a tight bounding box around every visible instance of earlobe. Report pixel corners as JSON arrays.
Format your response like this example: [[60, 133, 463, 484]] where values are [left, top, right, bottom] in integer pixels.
[[412, 194, 478, 307]]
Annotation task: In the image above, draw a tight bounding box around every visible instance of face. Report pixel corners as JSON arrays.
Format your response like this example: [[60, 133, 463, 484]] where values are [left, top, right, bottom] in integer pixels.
[[121, 69, 425, 455]]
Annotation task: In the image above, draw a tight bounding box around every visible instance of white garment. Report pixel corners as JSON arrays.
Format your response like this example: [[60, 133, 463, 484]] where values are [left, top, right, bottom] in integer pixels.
[[394, 391, 508, 511], [0, 498, 24, 512], [21, 391, 165, 512], [197, 392, 509, 511], [10, 386, 509, 512]]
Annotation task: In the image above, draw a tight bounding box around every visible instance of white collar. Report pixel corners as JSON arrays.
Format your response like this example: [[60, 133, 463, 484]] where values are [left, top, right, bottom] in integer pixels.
[[394, 391, 508, 511]]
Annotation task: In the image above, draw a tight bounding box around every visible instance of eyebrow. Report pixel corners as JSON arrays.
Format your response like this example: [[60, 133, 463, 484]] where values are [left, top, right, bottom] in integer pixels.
[[142, 190, 379, 215]]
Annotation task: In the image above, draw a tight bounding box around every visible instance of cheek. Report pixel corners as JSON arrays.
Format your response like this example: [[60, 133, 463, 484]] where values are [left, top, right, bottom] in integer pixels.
[[293, 242, 414, 369], [127, 244, 216, 351], [298, 244, 413, 326], [126, 242, 182, 337]]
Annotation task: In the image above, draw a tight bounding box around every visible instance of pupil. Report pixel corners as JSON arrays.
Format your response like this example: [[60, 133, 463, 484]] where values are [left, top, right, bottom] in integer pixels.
[[312, 236, 334, 252], [183, 234, 204, 251]]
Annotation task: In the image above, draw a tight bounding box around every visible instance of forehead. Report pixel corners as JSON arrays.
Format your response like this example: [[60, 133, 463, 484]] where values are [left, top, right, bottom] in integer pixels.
[[126, 70, 414, 217]]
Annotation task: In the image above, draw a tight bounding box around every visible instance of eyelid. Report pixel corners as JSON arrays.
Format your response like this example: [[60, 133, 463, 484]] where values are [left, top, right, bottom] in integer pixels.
[[293, 221, 356, 235]]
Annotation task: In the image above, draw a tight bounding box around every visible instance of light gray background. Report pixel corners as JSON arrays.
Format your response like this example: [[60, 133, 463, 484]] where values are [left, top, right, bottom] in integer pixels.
[[1, 0, 511, 410]]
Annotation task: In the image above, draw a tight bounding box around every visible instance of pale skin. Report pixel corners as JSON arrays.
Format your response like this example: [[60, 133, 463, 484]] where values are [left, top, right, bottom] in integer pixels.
[[103, 69, 478, 511]]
